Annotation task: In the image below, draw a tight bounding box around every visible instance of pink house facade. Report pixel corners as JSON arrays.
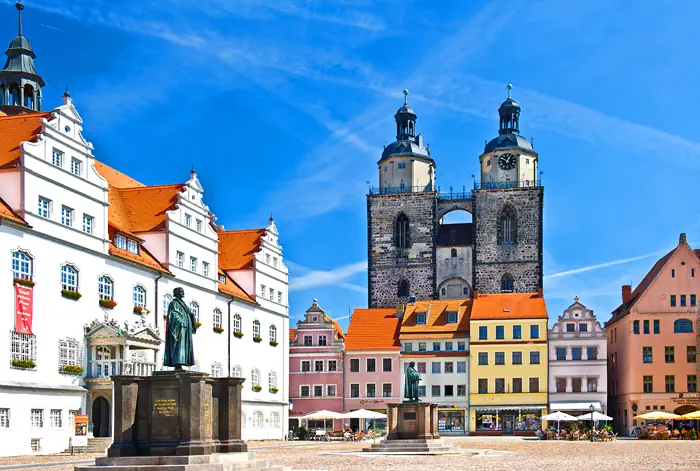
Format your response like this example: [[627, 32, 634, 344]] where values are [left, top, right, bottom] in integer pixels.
[[288, 300, 345, 430]]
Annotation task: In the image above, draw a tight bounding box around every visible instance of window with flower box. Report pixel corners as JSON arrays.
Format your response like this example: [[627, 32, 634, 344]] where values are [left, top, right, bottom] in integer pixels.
[[11, 331, 37, 369], [213, 309, 222, 329], [269, 325, 277, 342], [98, 276, 113, 301], [233, 314, 242, 334], [58, 337, 83, 374], [12, 251, 32, 281], [253, 320, 261, 338], [133, 285, 146, 308], [251, 368, 260, 387], [61, 265, 78, 292]]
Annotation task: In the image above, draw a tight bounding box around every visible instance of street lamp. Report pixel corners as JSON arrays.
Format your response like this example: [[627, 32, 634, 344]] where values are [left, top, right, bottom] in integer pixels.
[[590, 404, 595, 442]]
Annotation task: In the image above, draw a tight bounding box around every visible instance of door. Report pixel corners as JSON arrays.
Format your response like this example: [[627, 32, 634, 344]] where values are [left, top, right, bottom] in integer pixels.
[[503, 415, 514, 435], [92, 396, 111, 437]]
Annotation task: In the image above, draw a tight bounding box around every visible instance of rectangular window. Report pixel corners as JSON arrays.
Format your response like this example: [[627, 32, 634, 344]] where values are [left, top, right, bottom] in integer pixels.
[[579, 323, 588, 332], [403, 343, 413, 352], [190, 257, 197, 272], [688, 375, 697, 393], [313, 385, 323, 397], [495, 352, 505, 365], [692, 295, 697, 307], [665, 346, 675, 363], [529, 377, 540, 393], [31, 439, 40, 453], [512, 325, 521, 339], [587, 377, 598, 392], [478, 352, 488, 365], [443, 384, 454, 396], [665, 375, 675, 393], [196, 219, 202, 232], [82, 214, 93, 234], [512, 378, 522, 393], [566, 323, 575, 332], [115, 234, 127, 250], [431, 362, 441, 374], [643, 320, 650, 334], [496, 325, 504, 339], [61, 206, 73, 227], [382, 383, 392, 397], [327, 385, 337, 397], [317, 335, 327, 346], [300, 385, 310, 397], [261, 285, 266, 297], [366, 384, 376, 398], [495, 378, 505, 393], [478, 326, 487, 340], [587, 346, 598, 360], [633, 320, 640, 334], [11, 332, 36, 364], [512, 351, 522, 365], [456, 361, 466, 373], [432, 342, 441, 352], [671, 295, 677, 307], [269, 288, 274, 301], [51, 148, 63, 167], [418, 342, 426, 352], [366, 358, 376, 372], [643, 376, 653, 393], [417, 362, 426, 373], [350, 358, 359, 372], [457, 341, 466, 351], [314, 360, 324, 372], [350, 384, 359, 398], [202, 262, 209, 277], [185, 214, 192, 227], [431, 385, 441, 397], [446, 312, 458, 324], [653, 319, 660, 334], [127, 239, 138, 254], [277, 291, 282, 303], [478, 379, 488, 394], [444, 362, 454, 373], [530, 351, 540, 364], [556, 377, 567, 393], [457, 385, 466, 396], [70, 158, 81, 175], [31, 409, 43, 428], [643, 346, 653, 363], [416, 313, 426, 324], [382, 358, 392, 372], [0, 409, 8, 428], [681, 295, 687, 307], [530, 325, 540, 339], [688, 346, 697, 363], [571, 347, 582, 360], [417, 385, 426, 397], [301, 361, 310, 372], [50, 410, 62, 428], [176, 251, 184, 267], [572, 377, 582, 392], [37, 197, 51, 218], [556, 347, 567, 360], [445, 342, 453, 351]]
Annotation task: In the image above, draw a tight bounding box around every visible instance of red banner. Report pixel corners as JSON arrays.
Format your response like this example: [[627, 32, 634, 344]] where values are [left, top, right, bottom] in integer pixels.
[[14, 283, 33, 334]]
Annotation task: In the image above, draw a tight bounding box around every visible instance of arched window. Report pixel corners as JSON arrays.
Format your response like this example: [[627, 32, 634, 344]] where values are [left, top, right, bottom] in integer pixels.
[[213, 309, 222, 329], [163, 294, 173, 314], [61, 264, 78, 292], [251, 368, 260, 387], [133, 285, 146, 308], [190, 302, 199, 321], [253, 320, 261, 338], [12, 251, 32, 280], [233, 314, 242, 333], [395, 213, 410, 248], [98, 276, 114, 300], [270, 412, 280, 428], [500, 273, 514, 293], [232, 364, 242, 378], [498, 204, 517, 245], [252, 411, 264, 428], [269, 371, 277, 389], [674, 319, 693, 333], [211, 362, 223, 378], [269, 325, 277, 342], [451, 248, 457, 257], [58, 337, 82, 368], [397, 279, 410, 298]]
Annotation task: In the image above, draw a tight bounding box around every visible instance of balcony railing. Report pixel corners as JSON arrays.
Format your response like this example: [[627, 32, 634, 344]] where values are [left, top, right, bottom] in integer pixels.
[[88, 359, 156, 379], [438, 186, 472, 201], [474, 180, 542, 190], [369, 185, 435, 195]]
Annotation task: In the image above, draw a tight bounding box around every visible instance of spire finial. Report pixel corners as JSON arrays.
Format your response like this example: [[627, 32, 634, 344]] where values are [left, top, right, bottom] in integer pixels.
[[64, 85, 70, 97], [16, 2, 24, 37], [506, 83, 513, 99], [403, 89, 409, 105]]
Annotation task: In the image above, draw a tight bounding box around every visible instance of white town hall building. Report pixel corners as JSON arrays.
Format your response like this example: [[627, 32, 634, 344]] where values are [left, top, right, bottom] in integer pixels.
[[0, 3, 289, 455]]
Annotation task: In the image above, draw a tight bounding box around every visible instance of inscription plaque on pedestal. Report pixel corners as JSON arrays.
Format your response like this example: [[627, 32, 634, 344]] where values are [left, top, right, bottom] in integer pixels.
[[151, 390, 180, 439]]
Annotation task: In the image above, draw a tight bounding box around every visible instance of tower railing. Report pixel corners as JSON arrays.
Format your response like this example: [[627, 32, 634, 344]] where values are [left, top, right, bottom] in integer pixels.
[[368, 185, 435, 195], [438, 186, 472, 201], [474, 180, 542, 190]]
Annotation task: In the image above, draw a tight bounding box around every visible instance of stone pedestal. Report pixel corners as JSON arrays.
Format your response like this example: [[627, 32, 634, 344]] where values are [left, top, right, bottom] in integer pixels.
[[108, 372, 247, 457], [386, 402, 440, 440]]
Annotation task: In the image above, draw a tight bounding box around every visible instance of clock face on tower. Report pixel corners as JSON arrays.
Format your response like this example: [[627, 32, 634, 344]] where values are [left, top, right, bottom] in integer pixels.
[[498, 153, 517, 170]]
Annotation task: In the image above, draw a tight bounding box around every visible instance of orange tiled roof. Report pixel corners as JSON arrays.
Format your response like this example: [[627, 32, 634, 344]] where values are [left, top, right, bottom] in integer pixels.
[[218, 229, 266, 270], [345, 308, 400, 351], [0, 195, 26, 225], [217, 269, 255, 303], [325, 316, 346, 340], [470, 292, 548, 320], [107, 225, 169, 273], [290, 328, 297, 343], [109, 184, 185, 233], [401, 299, 471, 334], [0, 112, 51, 168], [94, 160, 145, 188]]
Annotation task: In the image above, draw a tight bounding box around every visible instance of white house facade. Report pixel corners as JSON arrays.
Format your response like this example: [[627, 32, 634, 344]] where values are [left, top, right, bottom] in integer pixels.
[[548, 297, 608, 415], [0, 4, 288, 456]]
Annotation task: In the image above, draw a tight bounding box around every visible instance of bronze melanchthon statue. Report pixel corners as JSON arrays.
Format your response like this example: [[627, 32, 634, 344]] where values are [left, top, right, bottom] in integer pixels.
[[404, 361, 421, 402], [163, 287, 197, 370]]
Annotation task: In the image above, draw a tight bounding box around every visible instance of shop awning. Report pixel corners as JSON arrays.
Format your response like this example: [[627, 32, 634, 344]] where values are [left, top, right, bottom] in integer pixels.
[[549, 401, 601, 412], [471, 405, 546, 412]]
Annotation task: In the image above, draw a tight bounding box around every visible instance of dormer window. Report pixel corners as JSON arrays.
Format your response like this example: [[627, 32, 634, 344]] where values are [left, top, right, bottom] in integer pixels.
[[126, 239, 138, 254], [446, 312, 458, 324], [219, 274, 226, 283], [115, 234, 127, 250], [417, 313, 427, 325]]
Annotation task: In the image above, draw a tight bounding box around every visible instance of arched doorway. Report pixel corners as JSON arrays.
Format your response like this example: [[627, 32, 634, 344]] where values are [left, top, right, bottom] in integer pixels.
[[92, 396, 110, 437]]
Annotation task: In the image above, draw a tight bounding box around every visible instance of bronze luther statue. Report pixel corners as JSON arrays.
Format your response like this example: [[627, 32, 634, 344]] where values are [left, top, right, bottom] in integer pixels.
[[163, 287, 197, 370], [404, 361, 421, 402]]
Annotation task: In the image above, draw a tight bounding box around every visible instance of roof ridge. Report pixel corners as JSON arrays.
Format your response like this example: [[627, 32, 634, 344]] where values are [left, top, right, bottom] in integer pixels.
[[113, 183, 185, 192], [219, 228, 266, 234], [0, 111, 51, 121]]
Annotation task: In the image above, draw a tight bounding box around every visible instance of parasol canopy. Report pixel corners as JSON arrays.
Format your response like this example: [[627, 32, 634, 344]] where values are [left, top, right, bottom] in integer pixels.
[[632, 411, 680, 421], [542, 411, 578, 422], [300, 410, 344, 420], [678, 410, 700, 420], [577, 411, 613, 421], [341, 409, 387, 419]]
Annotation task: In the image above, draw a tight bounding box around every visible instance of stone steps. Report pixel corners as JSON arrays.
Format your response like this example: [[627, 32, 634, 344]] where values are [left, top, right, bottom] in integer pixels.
[[76, 452, 289, 471]]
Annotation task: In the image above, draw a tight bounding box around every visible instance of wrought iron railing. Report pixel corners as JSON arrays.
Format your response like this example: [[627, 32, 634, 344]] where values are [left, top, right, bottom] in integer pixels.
[[368, 185, 435, 195], [474, 180, 542, 190], [438, 186, 472, 200]]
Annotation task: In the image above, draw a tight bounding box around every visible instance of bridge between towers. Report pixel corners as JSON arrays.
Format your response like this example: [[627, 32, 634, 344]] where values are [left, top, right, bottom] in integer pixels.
[[437, 185, 472, 220]]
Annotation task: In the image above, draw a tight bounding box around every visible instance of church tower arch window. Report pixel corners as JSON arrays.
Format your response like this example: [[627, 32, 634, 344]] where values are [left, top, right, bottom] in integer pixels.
[[395, 213, 410, 249], [497, 203, 517, 245], [500, 273, 514, 293], [397, 278, 410, 298]]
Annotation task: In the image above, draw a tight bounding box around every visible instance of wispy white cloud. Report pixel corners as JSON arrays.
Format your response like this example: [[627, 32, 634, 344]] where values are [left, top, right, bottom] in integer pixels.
[[544, 250, 665, 280], [288, 260, 367, 292]]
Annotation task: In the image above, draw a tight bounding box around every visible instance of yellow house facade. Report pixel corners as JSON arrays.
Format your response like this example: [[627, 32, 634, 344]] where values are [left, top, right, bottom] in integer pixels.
[[469, 292, 549, 435]]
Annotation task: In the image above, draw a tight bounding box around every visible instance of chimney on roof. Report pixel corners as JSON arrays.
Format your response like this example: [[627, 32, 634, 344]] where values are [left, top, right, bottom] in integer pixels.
[[622, 285, 632, 304], [396, 303, 405, 319], [680, 233, 687, 245], [537, 287, 543, 298], [473, 290, 478, 299]]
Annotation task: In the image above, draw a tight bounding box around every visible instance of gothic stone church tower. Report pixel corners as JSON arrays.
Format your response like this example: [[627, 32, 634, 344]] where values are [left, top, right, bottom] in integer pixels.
[[367, 86, 543, 308]]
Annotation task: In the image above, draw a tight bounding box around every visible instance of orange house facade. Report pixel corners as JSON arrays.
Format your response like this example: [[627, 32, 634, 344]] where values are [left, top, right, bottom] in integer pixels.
[[606, 234, 700, 434]]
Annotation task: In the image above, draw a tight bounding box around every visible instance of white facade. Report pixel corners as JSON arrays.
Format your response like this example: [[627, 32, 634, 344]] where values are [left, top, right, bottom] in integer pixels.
[[0, 96, 289, 455], [548, 298, 608, 414]]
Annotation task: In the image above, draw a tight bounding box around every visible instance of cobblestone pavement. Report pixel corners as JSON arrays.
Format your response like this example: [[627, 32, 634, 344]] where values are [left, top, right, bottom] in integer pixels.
[[3, 438, 700, 471]]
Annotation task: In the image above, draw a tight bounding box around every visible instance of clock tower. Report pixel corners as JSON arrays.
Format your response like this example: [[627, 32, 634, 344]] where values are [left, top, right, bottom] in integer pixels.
[[472, 84, 543, 294]]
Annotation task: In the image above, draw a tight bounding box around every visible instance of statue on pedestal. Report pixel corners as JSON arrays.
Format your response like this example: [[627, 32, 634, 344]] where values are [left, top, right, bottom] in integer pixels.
[[404, 361, 421, 402], [163, 287, 197, 370]]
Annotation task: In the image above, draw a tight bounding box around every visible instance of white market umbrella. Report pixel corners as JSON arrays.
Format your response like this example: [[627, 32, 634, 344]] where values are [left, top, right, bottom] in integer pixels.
[[300, 410, 343, 420], [541, 411, 578, 432], [577, 411, 612, 422], [341, 409, 387, 420]]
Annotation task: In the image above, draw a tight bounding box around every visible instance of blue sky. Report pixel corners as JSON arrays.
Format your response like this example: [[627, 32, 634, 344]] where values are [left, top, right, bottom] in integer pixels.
[[6, 0, 700, 329]]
